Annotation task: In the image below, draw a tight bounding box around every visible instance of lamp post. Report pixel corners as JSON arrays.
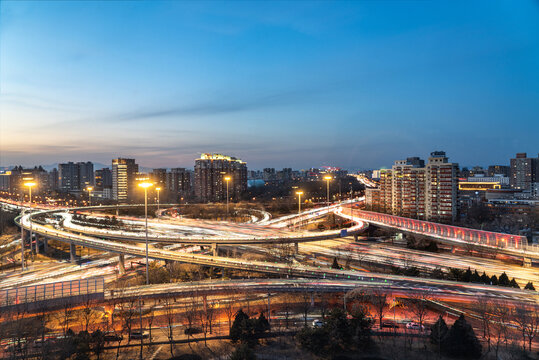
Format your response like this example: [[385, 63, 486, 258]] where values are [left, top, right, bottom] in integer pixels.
[[155, 187, 161, 212], [24, 182, 36, 258], [86, 186, 93, 206], [296, 191, 304, 214], [138, 182, 153, 285], [224, 176, 231, 218], [323, 176, 332, 206]]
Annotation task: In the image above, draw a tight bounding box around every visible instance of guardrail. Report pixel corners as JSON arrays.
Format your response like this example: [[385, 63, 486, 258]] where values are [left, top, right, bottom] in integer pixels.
[[348, 209, 531, 253], [0, 277, 104, 308]]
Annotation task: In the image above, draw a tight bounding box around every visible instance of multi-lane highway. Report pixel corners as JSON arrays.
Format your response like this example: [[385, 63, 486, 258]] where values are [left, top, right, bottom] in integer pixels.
[[6, 202, 537, 306]]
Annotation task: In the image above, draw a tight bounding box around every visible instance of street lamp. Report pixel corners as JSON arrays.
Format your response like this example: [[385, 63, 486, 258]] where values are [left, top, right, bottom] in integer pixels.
[[155, 187, 161, 212], [24, 182, 36, 258], [138, 182, 153, 285], [86, 186, 93, 206], [224, 176, 231, 218], [323, 176, 332, 206], [296, 191, 304, 214]]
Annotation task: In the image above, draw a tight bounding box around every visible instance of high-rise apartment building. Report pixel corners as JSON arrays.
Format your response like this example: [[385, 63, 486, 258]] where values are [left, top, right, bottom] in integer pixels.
[[166, 168, 192, 202], [95, 168, 112, 189], [194, 153, 247, 202], [112, 158, 139, 202], [510, 153, 538, 190], [58, 162, 94, 192], [152, 169, 168, 189], [366, 151, 459, 223]]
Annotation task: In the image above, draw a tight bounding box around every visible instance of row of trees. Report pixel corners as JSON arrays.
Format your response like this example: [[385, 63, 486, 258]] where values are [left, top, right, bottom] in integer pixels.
[[3, 285, 539, 359], [72, 213, 123, 228], [436, 268, 528, 290]]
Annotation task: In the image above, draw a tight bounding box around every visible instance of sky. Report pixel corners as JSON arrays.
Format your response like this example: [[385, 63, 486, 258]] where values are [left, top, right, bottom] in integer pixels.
[[1, 1, 538, 170]]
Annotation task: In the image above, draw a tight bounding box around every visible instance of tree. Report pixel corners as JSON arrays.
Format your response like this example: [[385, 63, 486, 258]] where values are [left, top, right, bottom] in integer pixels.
[[513, 306, 539, 352], [78, 297, 100, 332], [442, 314, 482, 359], [524, 281, 535, 291], [230, 309, 252, 344], [91, 330, 105, 360], [430, 315, 448, 358], [475, 297, 493, 350], [296, 326, 329, 354], [491, 304, 510, 359], [299, 291, 312, 327], [161, 296, 176, 357], [480, 271, 489, 284], [230, 309, 267, 346], [369, 288, 388, 329], [224, 290, 239, 332], [407, 291, 432, 332], [229, 343, 257, 360], [463, 267, 472, 282], [331, 257, 340, 270], [117, 298, 138, 345], [254, 313, 270, 334], [490, 274, 498, 286], [471, 270, 481, 283], [510, 278, 520, 288], [498, 272, 510, 286]]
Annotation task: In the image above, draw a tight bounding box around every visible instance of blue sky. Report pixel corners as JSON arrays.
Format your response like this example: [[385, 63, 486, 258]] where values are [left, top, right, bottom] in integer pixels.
[[1, 1, 538, 170]]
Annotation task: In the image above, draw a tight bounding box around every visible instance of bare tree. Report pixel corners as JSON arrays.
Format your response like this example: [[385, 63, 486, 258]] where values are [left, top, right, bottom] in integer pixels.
[[79, 296, 100, 332], [318, 292, 329, 320], [57, 300, 74, 336], [117, 297, 138, 345], [475, 297, 493, 350], [513, 305, 539, 352], [369, 288, 389, 329], [184, 291, 200, 346], [492, 303, 510, 359], [161, 295, 176, 357], [146, 299, 157, 343], [223, 289, 239, 332], [299, 291, 312, 327], [406, 290, 433, 339]]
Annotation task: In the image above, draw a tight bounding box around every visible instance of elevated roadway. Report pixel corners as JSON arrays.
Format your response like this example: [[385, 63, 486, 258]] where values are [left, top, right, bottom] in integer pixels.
[[14, 210, 539, 306], [344, 208, 538, 263]]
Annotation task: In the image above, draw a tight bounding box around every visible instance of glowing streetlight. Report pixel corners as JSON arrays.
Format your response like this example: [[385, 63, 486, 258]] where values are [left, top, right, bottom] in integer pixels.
[[24, 182, 36, 259], [86, 186, 93, 206], [138, 182, 153, 285], [323, 176, 332, 206], [296, 191, 304, 214], [24, 182, 36, 205], [224, 176, 231, 218], [155, 187, 161, 212]]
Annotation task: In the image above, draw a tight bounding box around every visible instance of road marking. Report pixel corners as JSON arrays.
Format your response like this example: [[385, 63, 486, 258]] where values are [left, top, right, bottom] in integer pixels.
[[149, 345, 163, 360]]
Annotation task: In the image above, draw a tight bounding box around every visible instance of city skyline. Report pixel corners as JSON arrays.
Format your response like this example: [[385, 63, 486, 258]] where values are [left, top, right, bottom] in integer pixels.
[[1, 1, 539, 169]]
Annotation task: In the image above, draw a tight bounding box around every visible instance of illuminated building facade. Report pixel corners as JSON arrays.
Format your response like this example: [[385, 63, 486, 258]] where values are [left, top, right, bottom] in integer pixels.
[[58, 162, 94, 192], [112, 158, 139, 202], [194, 153, 247, 202], [366, 152, 459, 222], [510, 153, 538, 190]]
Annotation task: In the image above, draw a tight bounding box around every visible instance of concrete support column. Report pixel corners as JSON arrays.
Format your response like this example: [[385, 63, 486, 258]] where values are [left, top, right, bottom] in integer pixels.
[[70, 242, 76, 263], [35, 234, 40, 254], [211, 243, 218, 257], [43, 238, 49, 254], [353, 234, 359, 241], [119, 254, 126, 275], [523, 257, 532, 268], [294, 242, 299, 254]]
